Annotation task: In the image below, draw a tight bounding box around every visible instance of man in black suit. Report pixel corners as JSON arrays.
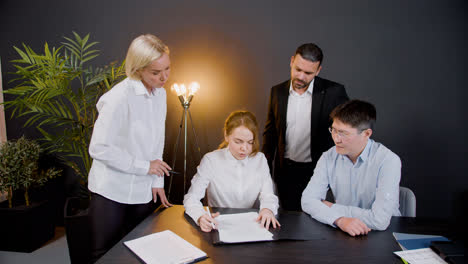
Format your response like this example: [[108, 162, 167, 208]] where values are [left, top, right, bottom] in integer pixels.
[[262, 43, 348, 211]]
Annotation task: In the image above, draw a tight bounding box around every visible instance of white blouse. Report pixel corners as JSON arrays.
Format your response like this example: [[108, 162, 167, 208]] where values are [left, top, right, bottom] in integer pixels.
[[183, 148, 279, 224], [88, 78, 166, 204]]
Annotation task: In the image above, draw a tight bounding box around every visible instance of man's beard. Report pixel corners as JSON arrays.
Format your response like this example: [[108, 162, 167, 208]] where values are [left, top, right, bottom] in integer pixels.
[[292, 78, 309, 90]]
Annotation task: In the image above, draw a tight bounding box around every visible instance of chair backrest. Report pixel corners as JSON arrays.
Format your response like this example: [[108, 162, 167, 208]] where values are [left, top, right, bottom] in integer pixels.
[[399, 186, 416, 217]]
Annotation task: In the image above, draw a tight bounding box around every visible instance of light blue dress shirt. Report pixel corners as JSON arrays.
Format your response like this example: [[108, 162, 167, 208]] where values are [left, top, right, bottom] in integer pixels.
[[301, 139, 401, 230]]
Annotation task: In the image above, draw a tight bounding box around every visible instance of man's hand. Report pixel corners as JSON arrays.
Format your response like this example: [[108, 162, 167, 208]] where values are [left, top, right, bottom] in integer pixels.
[[152, 188, 173, 207], [334, 217, 371, 236], [256, 208, 281, 230], [198, 212, 220, 232], [322, 200, 334, 208], [149, 159, 171, 176]]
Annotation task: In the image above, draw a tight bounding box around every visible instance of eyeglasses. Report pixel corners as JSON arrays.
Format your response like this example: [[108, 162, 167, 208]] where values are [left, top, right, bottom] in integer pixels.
[[328, 127, 366, 139]]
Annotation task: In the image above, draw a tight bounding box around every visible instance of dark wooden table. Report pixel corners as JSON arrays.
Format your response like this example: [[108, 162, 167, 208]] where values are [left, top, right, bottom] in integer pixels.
[[96, 205, 451, 264]]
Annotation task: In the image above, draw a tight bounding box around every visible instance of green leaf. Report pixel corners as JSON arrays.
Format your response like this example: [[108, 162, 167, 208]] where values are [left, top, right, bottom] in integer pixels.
[[83, 49, 99, 58], [63, 35, 81, 53], [81, 54, 99, 64], [72, 31, 83, 44], [62, 42, 81, 59], [83, 41, 99, 52], [81, 34, 90, 48], [13, 45, 32, 64]]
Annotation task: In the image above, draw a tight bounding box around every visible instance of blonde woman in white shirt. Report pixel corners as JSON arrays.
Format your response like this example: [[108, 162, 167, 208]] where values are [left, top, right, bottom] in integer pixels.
[[88, 34, 173, 262], [184, 110, 280, 232]]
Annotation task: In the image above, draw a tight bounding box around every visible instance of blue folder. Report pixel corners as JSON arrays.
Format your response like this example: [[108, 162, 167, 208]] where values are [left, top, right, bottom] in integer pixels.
[[393, 232, 450, 250]]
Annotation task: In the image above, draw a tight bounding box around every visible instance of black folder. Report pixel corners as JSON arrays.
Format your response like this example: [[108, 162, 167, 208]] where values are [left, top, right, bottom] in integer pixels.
[[211, 209, 325, 244], [430, 241, 467, 264]]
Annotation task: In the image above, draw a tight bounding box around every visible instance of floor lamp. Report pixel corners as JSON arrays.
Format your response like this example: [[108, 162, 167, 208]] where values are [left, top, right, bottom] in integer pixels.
[[168, 82, 202, 200]]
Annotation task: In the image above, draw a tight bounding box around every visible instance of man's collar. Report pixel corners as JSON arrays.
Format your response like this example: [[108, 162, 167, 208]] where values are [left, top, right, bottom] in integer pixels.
[[356, 139, 373, 163], [339, 139, 373, 164]]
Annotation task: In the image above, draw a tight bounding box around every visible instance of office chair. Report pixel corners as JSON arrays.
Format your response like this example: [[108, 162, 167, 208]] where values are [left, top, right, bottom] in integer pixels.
[[399, 186, 416, 217]]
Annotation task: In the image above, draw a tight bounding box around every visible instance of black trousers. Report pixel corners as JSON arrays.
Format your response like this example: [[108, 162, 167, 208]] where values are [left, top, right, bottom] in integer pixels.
[[89, 193, 156, 263], [276, 158, 315, 211]]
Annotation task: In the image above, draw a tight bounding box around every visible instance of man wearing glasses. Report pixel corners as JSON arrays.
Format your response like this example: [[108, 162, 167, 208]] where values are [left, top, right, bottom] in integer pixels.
[[301, 100, 401, 236]]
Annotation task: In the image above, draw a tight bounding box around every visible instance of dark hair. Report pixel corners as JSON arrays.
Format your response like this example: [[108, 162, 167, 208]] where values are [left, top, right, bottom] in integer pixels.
[[218, 110, 260, 156], [295, 43, 323, 65], [330, 100, 377, 130]]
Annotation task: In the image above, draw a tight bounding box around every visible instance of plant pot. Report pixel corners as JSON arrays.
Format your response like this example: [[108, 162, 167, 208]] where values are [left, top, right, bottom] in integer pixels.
[[0, 199, 55, 252], [64, 196, 92, 264]]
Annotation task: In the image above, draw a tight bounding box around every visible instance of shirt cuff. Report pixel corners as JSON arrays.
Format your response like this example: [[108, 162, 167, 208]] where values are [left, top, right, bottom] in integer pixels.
[[260, 203, 278, 215], [186, 206, 207, 226], [134, 159, 150, 175], [151, 176, 164, 188], [328, 204, 348, 227]]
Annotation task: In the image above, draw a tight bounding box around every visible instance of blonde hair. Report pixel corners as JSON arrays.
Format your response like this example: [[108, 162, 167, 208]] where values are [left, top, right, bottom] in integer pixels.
[[125, 34, 170, 80], [218, 110, 260, 156]]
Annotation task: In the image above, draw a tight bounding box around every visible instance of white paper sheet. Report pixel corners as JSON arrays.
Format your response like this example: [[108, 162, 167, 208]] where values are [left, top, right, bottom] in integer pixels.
[[394, 248, 447, 264], [124, 230, 207, 264], [216, 212, 274, 243]]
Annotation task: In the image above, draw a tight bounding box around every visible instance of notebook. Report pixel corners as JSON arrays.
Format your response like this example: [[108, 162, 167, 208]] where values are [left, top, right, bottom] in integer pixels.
[[124, 230, 207, 264]]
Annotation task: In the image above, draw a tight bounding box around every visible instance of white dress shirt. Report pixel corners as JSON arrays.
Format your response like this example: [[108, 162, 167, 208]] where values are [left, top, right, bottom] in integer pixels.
[[183, 148, 279, 224], [284, 79, 314, 162], [88, 78, 166, 204], [301, 139, 401, 230]]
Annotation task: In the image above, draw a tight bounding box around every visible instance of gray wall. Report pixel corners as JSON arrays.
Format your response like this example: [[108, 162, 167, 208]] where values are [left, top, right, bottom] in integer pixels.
[[1, 0, 467, 218]]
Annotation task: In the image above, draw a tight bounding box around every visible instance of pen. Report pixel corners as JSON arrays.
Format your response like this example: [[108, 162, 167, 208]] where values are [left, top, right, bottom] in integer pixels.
[[168, 170, 180, 174], [205, 207, 216, 229]]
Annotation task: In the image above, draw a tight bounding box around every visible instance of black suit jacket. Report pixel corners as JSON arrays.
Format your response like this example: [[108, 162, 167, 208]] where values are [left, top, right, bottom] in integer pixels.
[[262, 77, 348, 180]]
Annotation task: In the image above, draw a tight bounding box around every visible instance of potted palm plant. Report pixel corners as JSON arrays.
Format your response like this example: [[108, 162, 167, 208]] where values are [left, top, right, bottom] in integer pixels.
[[3, 32, 125, 262], [0, 136, 61, 252]]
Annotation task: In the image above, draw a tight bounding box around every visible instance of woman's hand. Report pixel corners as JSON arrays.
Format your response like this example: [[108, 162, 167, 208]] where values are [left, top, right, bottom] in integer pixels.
[[149, 159, 171, 176], [256, 208, 281, 229], [151, 188, 173, 207], [198, 212, 220, 232]]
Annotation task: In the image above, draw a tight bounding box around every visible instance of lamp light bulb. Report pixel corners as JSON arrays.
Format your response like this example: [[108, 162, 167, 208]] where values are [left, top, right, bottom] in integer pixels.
[[188, 82, 200, 97]]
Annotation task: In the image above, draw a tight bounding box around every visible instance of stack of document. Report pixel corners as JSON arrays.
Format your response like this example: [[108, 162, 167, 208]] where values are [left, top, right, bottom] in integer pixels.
[[392, 232, 450, 264], [393, 248, 447, 264], [124, 230, 207, 264], [215, 212, 274, 243]]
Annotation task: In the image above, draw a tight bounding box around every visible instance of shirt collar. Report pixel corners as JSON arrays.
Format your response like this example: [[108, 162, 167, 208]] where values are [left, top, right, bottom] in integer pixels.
[[289, 78, 314, 96], [223, 147, 249, 166], [356, 139, 373, 163], [129, 78, 163, 97], [338, 138, 373, 164]]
